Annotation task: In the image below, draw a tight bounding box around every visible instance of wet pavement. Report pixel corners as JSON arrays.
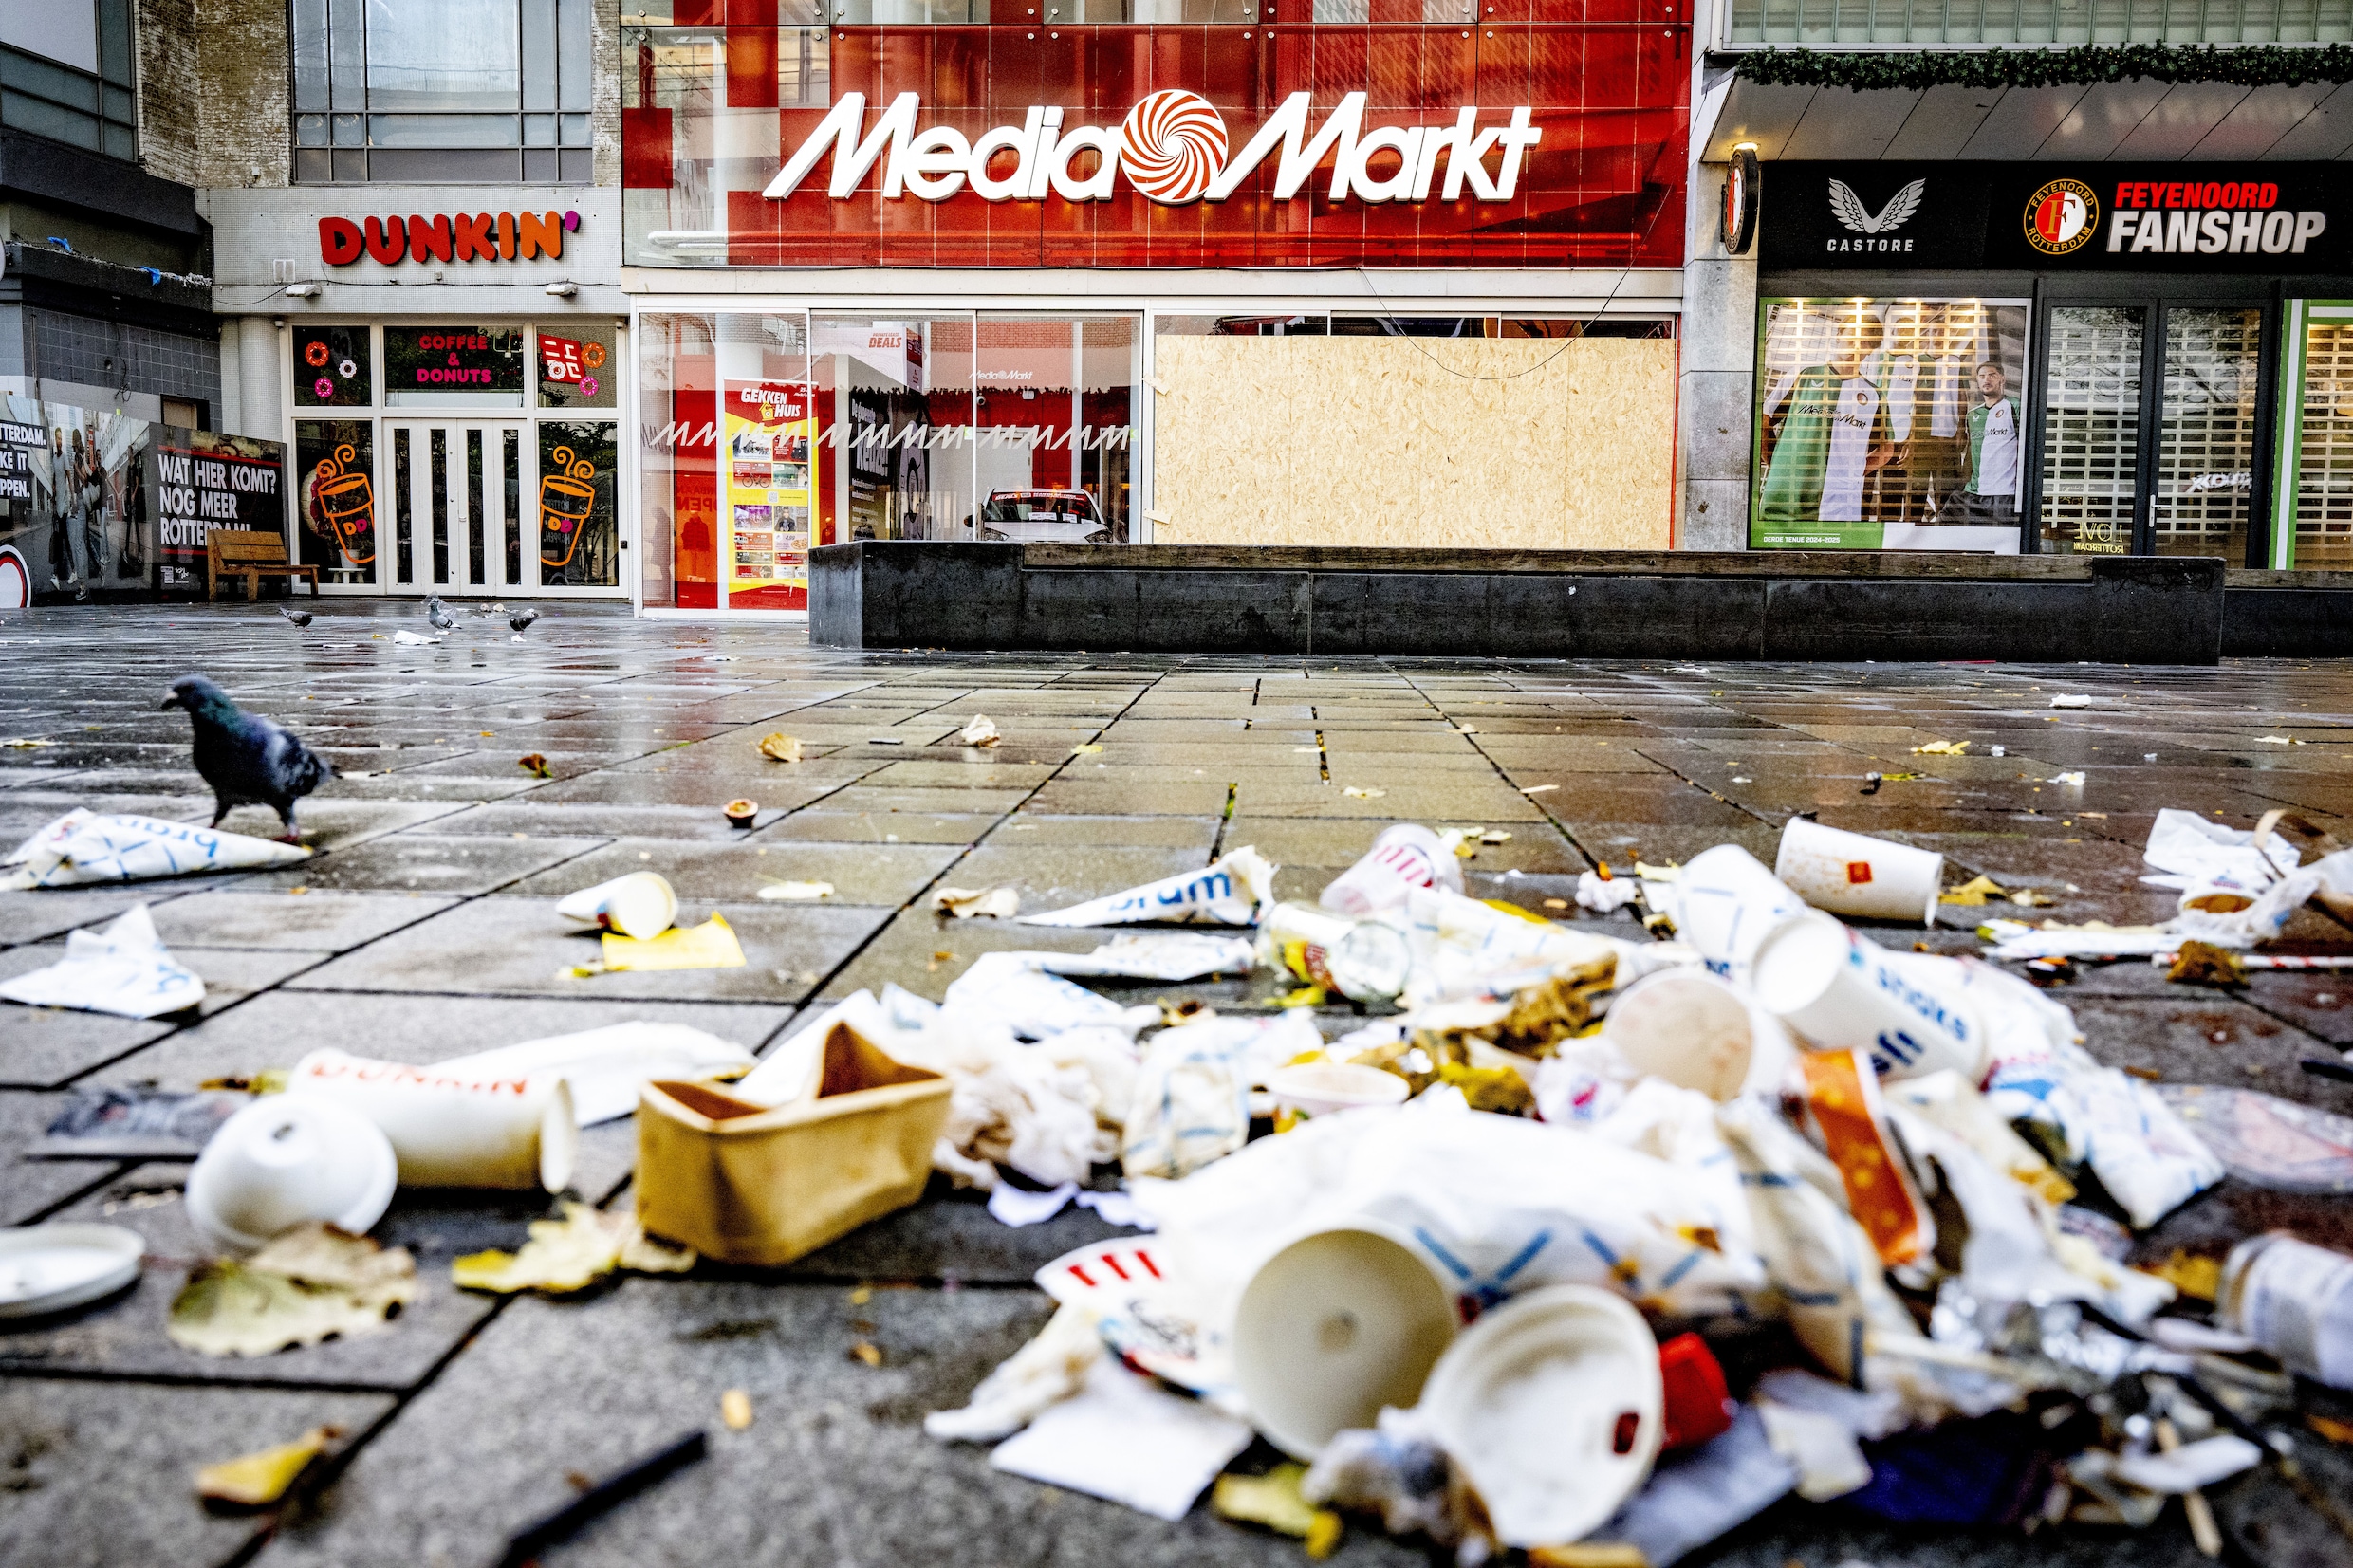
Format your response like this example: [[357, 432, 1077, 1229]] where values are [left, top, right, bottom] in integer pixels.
[[2, 600, 2351, 1568]]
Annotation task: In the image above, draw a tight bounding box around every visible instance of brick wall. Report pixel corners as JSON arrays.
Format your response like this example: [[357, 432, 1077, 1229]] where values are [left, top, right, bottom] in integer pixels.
[[193, 0, 291, 189], [137, 0, 202, 188]]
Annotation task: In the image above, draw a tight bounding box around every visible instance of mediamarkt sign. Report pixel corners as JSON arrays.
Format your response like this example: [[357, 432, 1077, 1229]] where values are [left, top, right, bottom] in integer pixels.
[[765, 87, 1543, 208]]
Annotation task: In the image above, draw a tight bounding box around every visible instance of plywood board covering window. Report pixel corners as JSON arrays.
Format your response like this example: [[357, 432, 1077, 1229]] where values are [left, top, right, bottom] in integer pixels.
[[1149, 337, 1677, 550]]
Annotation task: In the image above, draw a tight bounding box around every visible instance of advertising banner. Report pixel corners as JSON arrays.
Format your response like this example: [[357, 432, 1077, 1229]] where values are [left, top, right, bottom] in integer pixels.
[[0, 397, 282, 602], [721, 380, 815, 610], [1751, 297, 2031, 553], [1762, 163, 2348, 274]]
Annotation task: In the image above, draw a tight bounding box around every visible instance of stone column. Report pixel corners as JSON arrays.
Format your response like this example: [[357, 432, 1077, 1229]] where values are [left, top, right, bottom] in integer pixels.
[[1677, 159, 1757, 552]]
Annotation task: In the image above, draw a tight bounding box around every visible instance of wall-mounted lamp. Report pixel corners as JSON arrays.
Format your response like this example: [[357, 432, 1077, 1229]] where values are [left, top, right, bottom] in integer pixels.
[[546, 281, 578, 297], [285, 283, 322, 298]]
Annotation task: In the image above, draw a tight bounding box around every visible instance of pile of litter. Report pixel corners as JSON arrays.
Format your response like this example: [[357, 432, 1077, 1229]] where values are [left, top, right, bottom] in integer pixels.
[[10, 794, 2353, 1562]]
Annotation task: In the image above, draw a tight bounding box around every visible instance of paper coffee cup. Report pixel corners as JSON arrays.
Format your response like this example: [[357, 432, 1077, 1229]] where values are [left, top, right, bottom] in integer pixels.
[[1257, 902, 1412, 1002], [185, 1093, 399, 1255], [1670, 845, 1813, 987], [1268, 1062, 1410, 1130], [1417, 1283, 1664, 1548], [289, 1048, 579, 1191], [1776, 819, 1942, 925], [1599, 969, 1793, 1102], [556, 871, 677, 941], [1320, 824, 1463, 917], [1751, 914, 1987, 1081], [1232, 1224, 1459, 1459]]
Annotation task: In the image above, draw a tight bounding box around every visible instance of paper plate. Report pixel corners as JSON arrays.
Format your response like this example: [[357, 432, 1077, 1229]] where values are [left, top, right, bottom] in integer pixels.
[[1418, 1283, 1664, 1548], [0, 1224, 143, 1318]]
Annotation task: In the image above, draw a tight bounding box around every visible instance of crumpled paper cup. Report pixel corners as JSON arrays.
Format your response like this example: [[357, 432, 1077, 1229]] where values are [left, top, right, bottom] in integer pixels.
[[288, 1048, 579, 1191], [555, 871, 676, 941], [1599, 968, 1794, 1103], [1319, 825, 1462, 917]]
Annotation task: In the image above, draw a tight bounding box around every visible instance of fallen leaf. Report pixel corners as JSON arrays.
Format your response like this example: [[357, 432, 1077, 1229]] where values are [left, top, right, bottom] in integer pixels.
[[1911, 740, 1970, 755], [2168, 941, 2248, 989], [2307, 1414, 2353, 1445], [1940, 875, 2006, 907], [757, 881, 835, 902], [1342, 786, 1385, 799], [453, 1202, 695, 1294], [518, 753, 551, 779], [933, 886, 1019, 918], [196, 1426, 337, 1507], [168, 1226, 417, 1358], [0, 738, 57, 748], [756, 732, 803, 763], [721, 1389, 754, 1430], [1070, 743, 1104, 756], [848, 1285, 873, 1306], [849, 1340, 883, 1367], [958, 715, 1000, 747], [1212, 1465, 1341, 1553]]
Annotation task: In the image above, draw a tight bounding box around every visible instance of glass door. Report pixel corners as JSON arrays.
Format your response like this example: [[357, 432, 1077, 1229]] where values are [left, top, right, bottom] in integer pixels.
[[2037, 306, 2145, 555], [2151, 307, 2264, 562], [383, 419, 527, 595]]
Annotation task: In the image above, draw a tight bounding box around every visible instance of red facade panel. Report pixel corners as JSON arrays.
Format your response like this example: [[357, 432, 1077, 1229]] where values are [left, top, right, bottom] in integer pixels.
[[626, 21, 1687, 269]]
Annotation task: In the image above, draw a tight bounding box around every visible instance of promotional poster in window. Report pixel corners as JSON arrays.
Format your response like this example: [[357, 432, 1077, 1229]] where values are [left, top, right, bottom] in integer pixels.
[[1750, 299, 2030, 552], [0, 397, 285, 605]]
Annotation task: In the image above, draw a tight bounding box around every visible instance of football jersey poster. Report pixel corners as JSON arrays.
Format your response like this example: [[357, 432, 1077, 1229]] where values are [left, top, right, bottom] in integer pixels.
[[1751, 297, 2031, 552]]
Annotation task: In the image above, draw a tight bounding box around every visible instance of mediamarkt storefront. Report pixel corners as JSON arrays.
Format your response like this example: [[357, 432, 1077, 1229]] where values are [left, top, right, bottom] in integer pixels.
[[621, 10, 1693, 612]]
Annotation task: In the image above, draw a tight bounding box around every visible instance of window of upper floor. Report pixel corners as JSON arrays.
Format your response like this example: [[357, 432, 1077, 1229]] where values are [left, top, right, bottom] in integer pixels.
[[1721, 0, 2352, 47], [291, 0, 595, 185], [0, 0, 137, 161]]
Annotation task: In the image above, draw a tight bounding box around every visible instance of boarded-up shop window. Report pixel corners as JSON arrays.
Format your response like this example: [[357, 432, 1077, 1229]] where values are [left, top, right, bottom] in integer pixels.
[[1147, 317, 1677, 550]]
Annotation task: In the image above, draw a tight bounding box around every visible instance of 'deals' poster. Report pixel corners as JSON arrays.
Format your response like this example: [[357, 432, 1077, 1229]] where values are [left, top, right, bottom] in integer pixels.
[[722, 380, 814, 610]]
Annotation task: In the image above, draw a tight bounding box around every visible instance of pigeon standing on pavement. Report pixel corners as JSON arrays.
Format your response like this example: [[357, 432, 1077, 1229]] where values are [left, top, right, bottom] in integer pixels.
[[426, 596, 459, 633], [161, 674, 335, 842], [508, 607, 541, 643], [279, 605, 312, 628]]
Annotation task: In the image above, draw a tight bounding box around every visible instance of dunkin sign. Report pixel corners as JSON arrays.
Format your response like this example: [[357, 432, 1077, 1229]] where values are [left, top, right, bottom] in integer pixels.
[[766, 88, 1544, 208]]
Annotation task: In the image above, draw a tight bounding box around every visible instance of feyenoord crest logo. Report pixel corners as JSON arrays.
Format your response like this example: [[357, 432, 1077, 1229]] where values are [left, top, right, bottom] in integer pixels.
[[2026, 179, 2099, 254]]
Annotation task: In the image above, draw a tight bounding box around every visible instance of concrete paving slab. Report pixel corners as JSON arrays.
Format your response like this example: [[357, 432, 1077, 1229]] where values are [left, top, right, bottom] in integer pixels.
[[510, 839, 965, 909]]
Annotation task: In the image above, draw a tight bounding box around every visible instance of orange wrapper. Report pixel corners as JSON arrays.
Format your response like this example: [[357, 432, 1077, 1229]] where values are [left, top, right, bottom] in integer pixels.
[[1801, 1046, 1935, 1268]]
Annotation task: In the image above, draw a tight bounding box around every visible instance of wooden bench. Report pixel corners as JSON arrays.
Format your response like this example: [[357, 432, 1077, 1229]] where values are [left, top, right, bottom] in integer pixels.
[[206, 529, 320, 600]]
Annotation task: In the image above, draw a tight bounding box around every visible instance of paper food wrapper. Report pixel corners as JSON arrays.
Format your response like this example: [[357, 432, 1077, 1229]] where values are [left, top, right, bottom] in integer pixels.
[[1034, 934, 1256, 981], [0, 903, 204, 1018], [3, 808, 311, 890], [1800, 1047, 1935, 1269], [599, 913, 745, 972], [635, 1023, 952, 1266], [289, 1047, 579, 1190], [1020, 847, 1275, 928]]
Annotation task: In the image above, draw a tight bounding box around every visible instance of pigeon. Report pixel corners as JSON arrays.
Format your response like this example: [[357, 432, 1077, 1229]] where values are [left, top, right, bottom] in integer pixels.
[[426, 596, 459, 633], [508, 607, 541, 639], [161, 674, 336, 842], [279, 606, 312, 628]]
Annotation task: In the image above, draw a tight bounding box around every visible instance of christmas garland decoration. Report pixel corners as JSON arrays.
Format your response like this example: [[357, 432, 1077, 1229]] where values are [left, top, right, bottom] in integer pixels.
[[1733, 42, 2353, 92]]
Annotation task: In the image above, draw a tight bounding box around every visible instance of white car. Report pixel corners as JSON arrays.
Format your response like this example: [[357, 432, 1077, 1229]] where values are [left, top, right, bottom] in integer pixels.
[[975, 489, 1113, 544]]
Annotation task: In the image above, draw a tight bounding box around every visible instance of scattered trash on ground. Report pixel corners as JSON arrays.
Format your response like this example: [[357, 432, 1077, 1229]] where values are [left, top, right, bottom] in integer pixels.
[[721, 1389, 753, 1430], [4, 807, 310, 888], [935, 886, 1020, 918], [757, 881, 833, 902], [31, 1087, 247, 1158], [757, 731, 802, 763], [495, 1430, 707, 1568], [724, 798, 758, 828], [961, 714, 1001, 747], [0, 1223, 143, 1318], [1022, 847, 1274, 928], [557, 871, 678, 940], [1911, 739, 1969, 755], [592, 914, 746, 973], [0, 903, 204, 1017], [186, 1097, 397, 1253], [2050, 694, 2092, 709], [518, 752, 551, 779]]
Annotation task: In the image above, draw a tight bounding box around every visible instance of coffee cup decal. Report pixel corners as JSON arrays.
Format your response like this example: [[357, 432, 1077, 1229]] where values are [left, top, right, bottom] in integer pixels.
[[538, 446, 598, 567], [310, 443, 376, 565]]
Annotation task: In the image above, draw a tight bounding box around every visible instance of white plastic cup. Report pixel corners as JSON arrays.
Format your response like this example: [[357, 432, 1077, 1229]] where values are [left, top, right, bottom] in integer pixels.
[[1776, 819, 1943, 926], [1268, 1062, 1410, 1126], [1670, 844, 1814, 987], [1320, 824, 1463, 917], [1751, 913, 1988, 1081], [1417, 1283, 1664, 1549], [1232, 1224, 1459, 1459], [555, 871, 677, 940], [1257, 902, 1412, 1002], [1599, 969, 1795, 1102], [288, 1048, 579, 1191], [185, 1094, 398, 1255]]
